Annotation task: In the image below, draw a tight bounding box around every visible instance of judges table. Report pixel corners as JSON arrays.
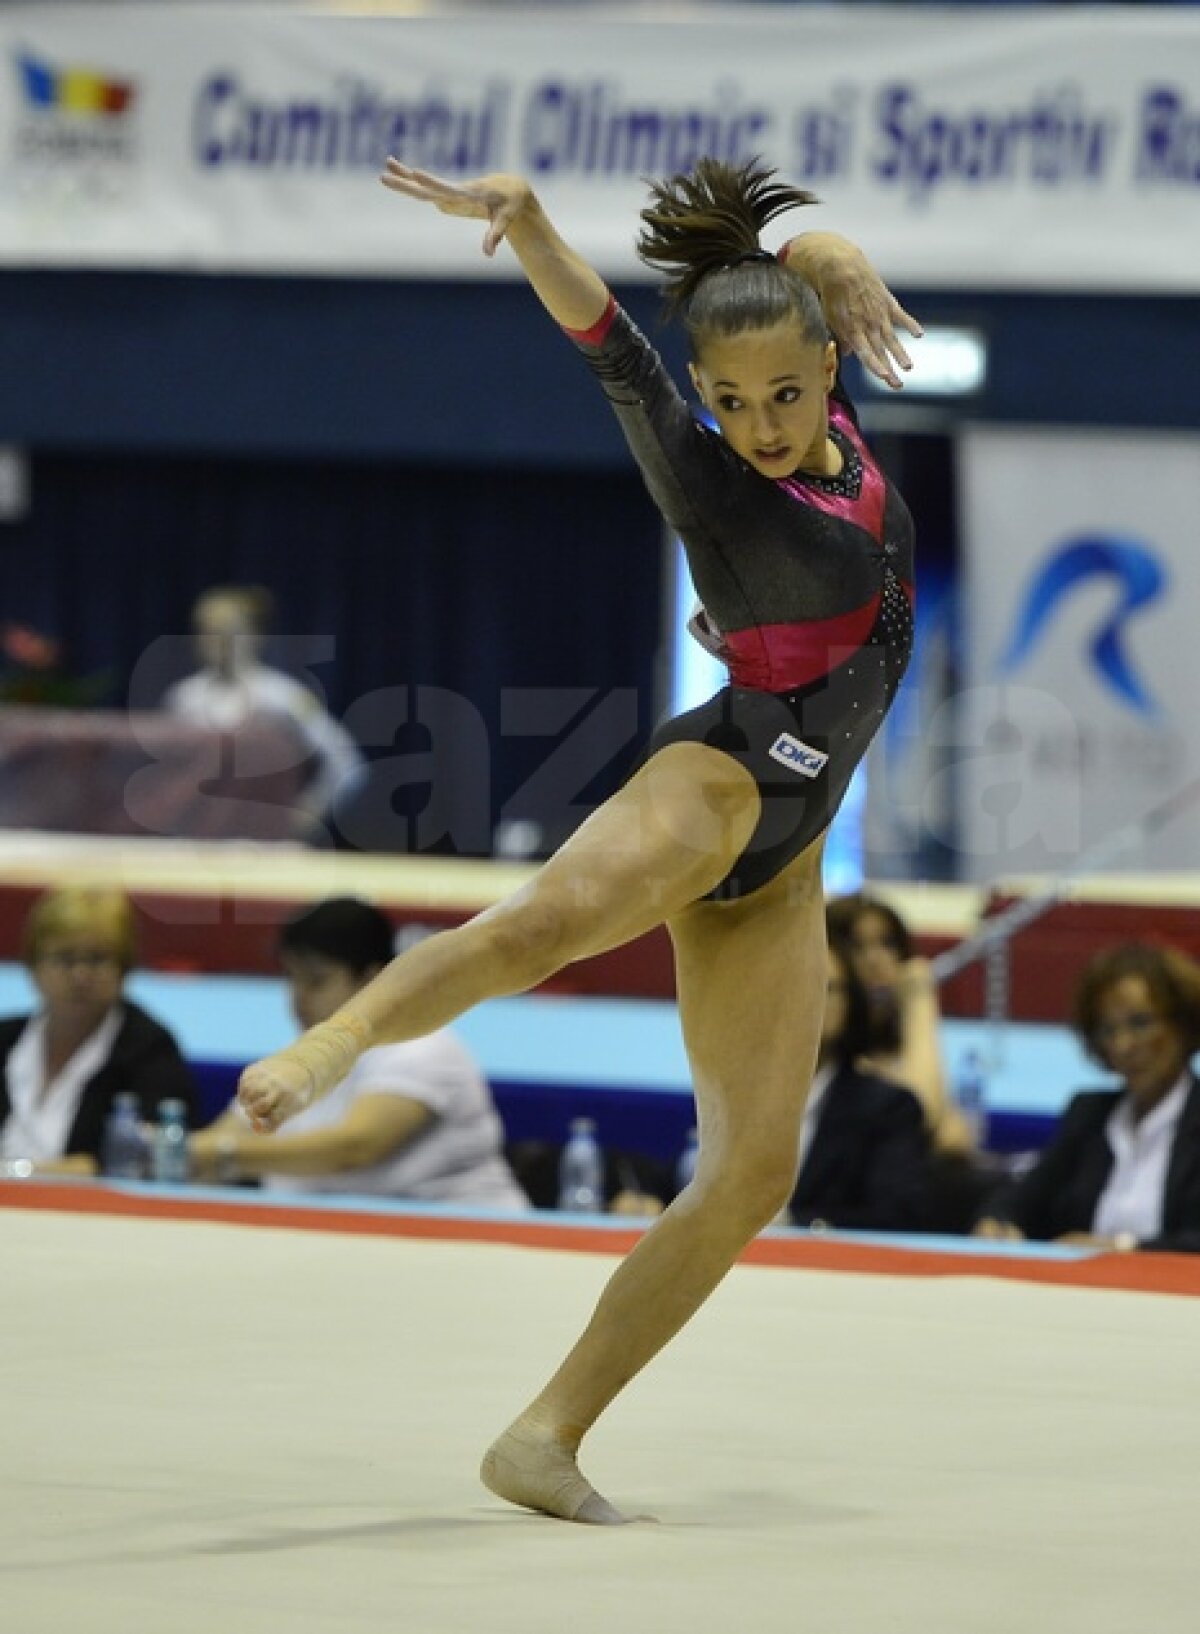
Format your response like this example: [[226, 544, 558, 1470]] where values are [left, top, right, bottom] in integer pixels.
[[0, 705, 310, 840], [0, 954, 1098, 1160]]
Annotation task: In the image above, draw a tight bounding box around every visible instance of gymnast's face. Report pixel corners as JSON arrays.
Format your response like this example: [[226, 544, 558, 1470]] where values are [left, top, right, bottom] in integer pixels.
[[282, 951, 382, 1031], [689, 322, 838, 480]]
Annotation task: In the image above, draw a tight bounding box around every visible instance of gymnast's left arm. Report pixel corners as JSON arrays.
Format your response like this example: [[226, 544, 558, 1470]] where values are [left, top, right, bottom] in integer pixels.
[[778, 231, 923, 391]]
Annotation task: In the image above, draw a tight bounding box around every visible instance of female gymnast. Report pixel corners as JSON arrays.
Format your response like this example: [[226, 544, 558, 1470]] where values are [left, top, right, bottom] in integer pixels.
[[237, 156, 921, 1524]]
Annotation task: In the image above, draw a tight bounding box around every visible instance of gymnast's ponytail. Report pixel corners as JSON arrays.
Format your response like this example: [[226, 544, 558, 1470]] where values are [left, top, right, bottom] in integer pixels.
[[637, 157, 826, 350]]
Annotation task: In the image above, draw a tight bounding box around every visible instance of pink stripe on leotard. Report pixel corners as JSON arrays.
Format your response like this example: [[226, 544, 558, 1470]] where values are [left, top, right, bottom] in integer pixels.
[[561, 294, 618, 348], [722, 595, 883, 691], [775, 399, 888, 543]]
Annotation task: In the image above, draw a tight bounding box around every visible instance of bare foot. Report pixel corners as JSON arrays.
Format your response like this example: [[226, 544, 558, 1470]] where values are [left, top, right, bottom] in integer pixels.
[[480, 1420, 630, 1524]]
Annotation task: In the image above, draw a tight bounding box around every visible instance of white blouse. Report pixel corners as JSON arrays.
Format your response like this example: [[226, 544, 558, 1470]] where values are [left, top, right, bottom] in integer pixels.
[[0, 1007, 123, 1163], [1092, 1073, 1190, 1243]]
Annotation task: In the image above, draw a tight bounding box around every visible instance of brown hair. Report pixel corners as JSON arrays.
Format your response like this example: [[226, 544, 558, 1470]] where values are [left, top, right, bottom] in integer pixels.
[[22, 886, 139, 972], [1072, 942, 1200, 1065], [636, 157, 827, 350], [826, 892, 915, 962]]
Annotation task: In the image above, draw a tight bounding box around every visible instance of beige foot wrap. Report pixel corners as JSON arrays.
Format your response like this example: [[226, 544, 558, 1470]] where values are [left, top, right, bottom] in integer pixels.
[[480, 1423, 629, 1524], [292, 1011, 373, 1100]]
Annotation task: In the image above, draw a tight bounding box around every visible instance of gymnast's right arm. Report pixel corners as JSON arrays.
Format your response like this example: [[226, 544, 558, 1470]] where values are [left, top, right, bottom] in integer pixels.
[[379, 161, 720, 538], [380, 162, 609, 331]]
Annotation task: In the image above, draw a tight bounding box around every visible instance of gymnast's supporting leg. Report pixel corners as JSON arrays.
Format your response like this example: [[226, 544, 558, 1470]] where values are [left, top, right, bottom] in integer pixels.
[[481, 843, 828, 1523]]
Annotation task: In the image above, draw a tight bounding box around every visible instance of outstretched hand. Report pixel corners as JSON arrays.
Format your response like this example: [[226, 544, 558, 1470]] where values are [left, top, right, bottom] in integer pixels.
[[788, 233, 923, 390], [825, 278, 922, 392], [380, 159, 533, 257]]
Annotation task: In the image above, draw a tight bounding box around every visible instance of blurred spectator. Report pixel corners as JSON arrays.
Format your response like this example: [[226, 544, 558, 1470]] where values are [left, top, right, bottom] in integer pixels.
[[0, 887, 198, 1177], [162, 584, 363, 843], [827, 890, 972, 1156], [787, 935, 932, 1232], [974, 943, 1200, 1253], [190, 898, 528, 1209]]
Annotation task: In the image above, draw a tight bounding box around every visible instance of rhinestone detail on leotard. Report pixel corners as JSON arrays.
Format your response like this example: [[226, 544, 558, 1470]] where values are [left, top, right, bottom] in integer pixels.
[[789, 430, 863, 500]]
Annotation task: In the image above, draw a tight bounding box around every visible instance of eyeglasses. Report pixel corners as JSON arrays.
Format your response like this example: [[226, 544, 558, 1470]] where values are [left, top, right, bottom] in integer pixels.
[[1092, 1012, 1166, 1047], [37, 950, 120, 972]]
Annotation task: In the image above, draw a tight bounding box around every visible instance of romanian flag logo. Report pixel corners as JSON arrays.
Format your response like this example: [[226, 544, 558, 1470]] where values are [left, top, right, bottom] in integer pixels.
[[17, 51, 136, 117]]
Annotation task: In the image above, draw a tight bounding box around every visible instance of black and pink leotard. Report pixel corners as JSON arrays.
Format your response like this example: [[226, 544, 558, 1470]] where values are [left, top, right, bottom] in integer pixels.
[[567, 296, 915, 900]]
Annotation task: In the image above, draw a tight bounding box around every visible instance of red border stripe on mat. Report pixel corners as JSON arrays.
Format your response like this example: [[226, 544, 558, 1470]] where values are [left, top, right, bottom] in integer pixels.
[[5, 1181, 1200, 1299]]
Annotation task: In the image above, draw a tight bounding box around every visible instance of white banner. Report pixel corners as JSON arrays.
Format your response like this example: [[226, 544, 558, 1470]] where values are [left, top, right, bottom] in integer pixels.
[[955, 426, 1200, 879], [2, 5, 1200, 287]]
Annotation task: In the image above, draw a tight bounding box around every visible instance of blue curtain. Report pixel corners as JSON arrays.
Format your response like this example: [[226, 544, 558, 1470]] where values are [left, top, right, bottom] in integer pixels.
[[0, 451, 663, 853]]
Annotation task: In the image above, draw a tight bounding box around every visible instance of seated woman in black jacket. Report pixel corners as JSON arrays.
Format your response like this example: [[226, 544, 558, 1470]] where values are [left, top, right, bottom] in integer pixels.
[[0, 886, 198, 1177], [787, 933, 933, 1233], [974, 942, 1200, 1254]]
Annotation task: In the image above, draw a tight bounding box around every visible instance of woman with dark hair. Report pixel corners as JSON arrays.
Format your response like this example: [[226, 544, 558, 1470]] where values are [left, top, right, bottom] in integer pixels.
[[237, 157, 921, 1522], [788, 936, 931, 1233], [190, 898, 526, 1209], [827, 890, 970, 1154], [974, 942, 1200, 1252]]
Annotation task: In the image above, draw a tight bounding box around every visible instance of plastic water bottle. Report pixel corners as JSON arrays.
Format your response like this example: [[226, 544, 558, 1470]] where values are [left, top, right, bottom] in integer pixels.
[[955, 1050, 990, 1149], [558, 1117, 604, 1213], [675, 1127, 700, 1194], [152, 1099, 191, 1185], [100, 1092, 150, 1180]]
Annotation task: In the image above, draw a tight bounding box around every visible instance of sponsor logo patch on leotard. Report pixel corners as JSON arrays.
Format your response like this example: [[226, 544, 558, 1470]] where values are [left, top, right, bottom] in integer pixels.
[[767, 732, 828, 779]]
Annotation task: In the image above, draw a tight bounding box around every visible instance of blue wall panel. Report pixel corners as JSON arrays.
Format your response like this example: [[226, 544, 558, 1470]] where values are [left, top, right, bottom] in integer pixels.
[[2, 271, 1196, 463]]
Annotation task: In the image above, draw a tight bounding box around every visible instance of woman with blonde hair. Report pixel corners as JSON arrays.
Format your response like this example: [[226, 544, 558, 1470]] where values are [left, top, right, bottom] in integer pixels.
[[0, 887, 197, 1176], [238, 155, 920, 1522]]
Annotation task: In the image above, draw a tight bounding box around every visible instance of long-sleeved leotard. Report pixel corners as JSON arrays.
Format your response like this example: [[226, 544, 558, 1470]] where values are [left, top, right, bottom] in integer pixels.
[[566, 296, 915, 900]]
